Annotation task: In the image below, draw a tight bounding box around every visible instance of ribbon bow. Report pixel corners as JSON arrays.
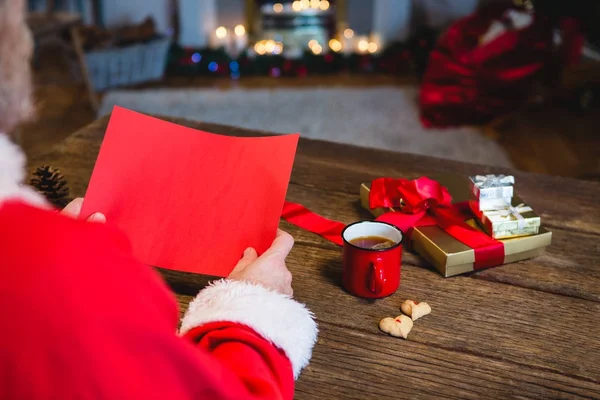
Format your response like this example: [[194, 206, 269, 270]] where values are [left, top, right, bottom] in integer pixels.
[[484, 203, 532, 230], [369, 176, 453, 214], [474, 174, 515, 188]]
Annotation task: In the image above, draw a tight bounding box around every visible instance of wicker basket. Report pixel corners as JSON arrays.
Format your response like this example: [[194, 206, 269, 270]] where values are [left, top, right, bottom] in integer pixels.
[[84, 37, 171, 91]]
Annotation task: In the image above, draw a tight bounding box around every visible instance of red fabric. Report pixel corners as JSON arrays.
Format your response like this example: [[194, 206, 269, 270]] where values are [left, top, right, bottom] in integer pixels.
[[559, 17, 585, 67], [419, 5, 583, 127], [0, 201, 293, 399], [371, 177, 505, 270], [370, 177, 452, 213], [281, 201, 344, 246]]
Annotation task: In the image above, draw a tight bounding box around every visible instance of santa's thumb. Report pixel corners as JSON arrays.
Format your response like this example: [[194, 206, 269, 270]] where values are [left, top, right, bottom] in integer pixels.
[[230, 247, 258, 274]]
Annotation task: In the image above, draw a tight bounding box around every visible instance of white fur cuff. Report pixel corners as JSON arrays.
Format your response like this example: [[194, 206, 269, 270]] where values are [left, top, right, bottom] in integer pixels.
[[180, 279, 318, 379], [0, 133, 46, 207]]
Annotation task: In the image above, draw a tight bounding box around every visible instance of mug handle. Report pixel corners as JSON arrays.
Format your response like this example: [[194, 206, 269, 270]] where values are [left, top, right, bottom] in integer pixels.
[[368, 259, 385, 294]]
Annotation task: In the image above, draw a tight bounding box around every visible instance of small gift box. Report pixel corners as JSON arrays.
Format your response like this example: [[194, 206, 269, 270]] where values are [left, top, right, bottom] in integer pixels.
[[470, 197, 513, 212], [469, 174, 514, 201], [473, 198, 541, 239], [361, 177, 551, 277]]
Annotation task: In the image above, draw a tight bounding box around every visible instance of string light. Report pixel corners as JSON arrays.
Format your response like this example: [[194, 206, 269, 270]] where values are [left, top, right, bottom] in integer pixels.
[[177, 28, 412, 79], [292, 0, 302, 11], [301, 0, 310, 9], [329, 39, 342, 52], [265, 40, 276, 53], [319, 0, 330, 10], [273, 3, 283, 13], [178, 27, 408, 78], [358, 39, 369, 53], [215, 26, 227, 39], [273, 42, 284, 55], [310, 0, 320, 8], [234, 25, 245, 36], [254, 42, 266, 55], [270, 67, 282, 77]]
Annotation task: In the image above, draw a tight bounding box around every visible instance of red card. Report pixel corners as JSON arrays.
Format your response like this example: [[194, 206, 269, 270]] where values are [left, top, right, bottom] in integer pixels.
[[81, 106, 299, 276]]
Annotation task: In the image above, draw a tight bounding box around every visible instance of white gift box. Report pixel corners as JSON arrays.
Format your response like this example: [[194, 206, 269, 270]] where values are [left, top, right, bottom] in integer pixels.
[[470, 197, 512, 212], [469, 174, 514, 201]]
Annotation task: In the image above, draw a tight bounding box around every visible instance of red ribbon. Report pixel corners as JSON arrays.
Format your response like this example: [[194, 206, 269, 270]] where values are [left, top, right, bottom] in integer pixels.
[[280, 177, 505, 270], [281, 201, 345, 246], [370, 176, 453, 214]]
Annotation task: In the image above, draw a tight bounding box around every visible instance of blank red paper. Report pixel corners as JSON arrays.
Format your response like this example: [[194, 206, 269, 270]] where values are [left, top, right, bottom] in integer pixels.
[[81, 106, 299, 276]]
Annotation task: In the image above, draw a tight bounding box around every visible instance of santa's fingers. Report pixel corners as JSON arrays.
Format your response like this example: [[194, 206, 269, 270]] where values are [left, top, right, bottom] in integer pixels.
[[61, 198, 106, 223]]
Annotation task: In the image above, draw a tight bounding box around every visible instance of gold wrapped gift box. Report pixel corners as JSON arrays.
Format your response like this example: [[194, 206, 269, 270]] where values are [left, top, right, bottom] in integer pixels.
[[360, 180, 552, 277], [471, 197, 541, 239]]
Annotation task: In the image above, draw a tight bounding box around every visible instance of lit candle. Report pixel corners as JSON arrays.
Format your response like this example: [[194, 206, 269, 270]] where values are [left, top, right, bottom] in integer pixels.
[[233, 24, 248, 56], [265, 40, 276, 54], [311, 43, 323, 55], [342, 28, 354, 55], [273, 3, 283, 13], [367, 42, 378, 54], [254, 41, 267, 56], [211, 26, 228, 50], [369, 33, 382, 54], [329, 38, 342, 53], [356, 35, 369, 54]]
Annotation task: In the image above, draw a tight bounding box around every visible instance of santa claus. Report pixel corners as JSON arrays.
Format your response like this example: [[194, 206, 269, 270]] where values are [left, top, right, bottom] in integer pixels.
[[0, 1, 317, 399]]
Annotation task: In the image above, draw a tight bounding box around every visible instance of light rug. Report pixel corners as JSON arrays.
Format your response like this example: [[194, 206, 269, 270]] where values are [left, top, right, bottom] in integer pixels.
[[99, 86, 513, 168]]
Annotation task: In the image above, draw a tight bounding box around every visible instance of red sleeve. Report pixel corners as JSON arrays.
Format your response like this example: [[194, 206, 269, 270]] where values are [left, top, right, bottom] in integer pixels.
[[184, 322, 295, 400], [0, 202, 316, 400]]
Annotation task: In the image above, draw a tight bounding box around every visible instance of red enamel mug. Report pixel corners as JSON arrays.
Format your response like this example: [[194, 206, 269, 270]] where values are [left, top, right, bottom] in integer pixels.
[[341, 221, 404, 299]]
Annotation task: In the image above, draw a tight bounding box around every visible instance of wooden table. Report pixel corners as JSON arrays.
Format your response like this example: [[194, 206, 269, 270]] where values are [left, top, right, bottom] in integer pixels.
[[29, 116, 600, 399]]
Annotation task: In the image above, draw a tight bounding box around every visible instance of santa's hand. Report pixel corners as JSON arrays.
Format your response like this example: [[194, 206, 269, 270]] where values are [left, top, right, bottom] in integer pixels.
[[61, 198, 106, 223], [228, 229, 294, 296]]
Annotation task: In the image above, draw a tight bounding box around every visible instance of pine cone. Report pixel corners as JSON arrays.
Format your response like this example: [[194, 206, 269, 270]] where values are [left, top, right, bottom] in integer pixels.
[[29, 165, 72, 208]]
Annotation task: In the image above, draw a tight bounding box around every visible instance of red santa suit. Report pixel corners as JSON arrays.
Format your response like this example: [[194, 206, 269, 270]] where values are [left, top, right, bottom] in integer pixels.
[[0, 133, 317, 399]]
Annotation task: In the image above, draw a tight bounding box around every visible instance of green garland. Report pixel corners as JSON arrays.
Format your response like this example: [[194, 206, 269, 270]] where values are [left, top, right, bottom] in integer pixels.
[[166, 42, 419, 78]]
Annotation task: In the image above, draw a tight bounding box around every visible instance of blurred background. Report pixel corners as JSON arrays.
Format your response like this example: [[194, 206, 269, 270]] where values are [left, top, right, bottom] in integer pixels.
[[20, 0, 600, 179]]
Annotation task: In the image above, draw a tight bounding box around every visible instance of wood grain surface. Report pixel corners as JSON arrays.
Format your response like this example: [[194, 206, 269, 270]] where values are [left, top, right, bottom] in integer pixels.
[[29, 115, 600, 399]]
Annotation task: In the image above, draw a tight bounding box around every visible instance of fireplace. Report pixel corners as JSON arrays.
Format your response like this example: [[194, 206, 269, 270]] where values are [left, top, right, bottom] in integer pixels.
[[248, 0, 341, 57]]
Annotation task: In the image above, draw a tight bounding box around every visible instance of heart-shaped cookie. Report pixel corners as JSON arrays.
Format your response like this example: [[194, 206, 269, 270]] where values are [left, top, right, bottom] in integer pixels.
[[401, 300, 431, 321], [379, 315, 413, 339]]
